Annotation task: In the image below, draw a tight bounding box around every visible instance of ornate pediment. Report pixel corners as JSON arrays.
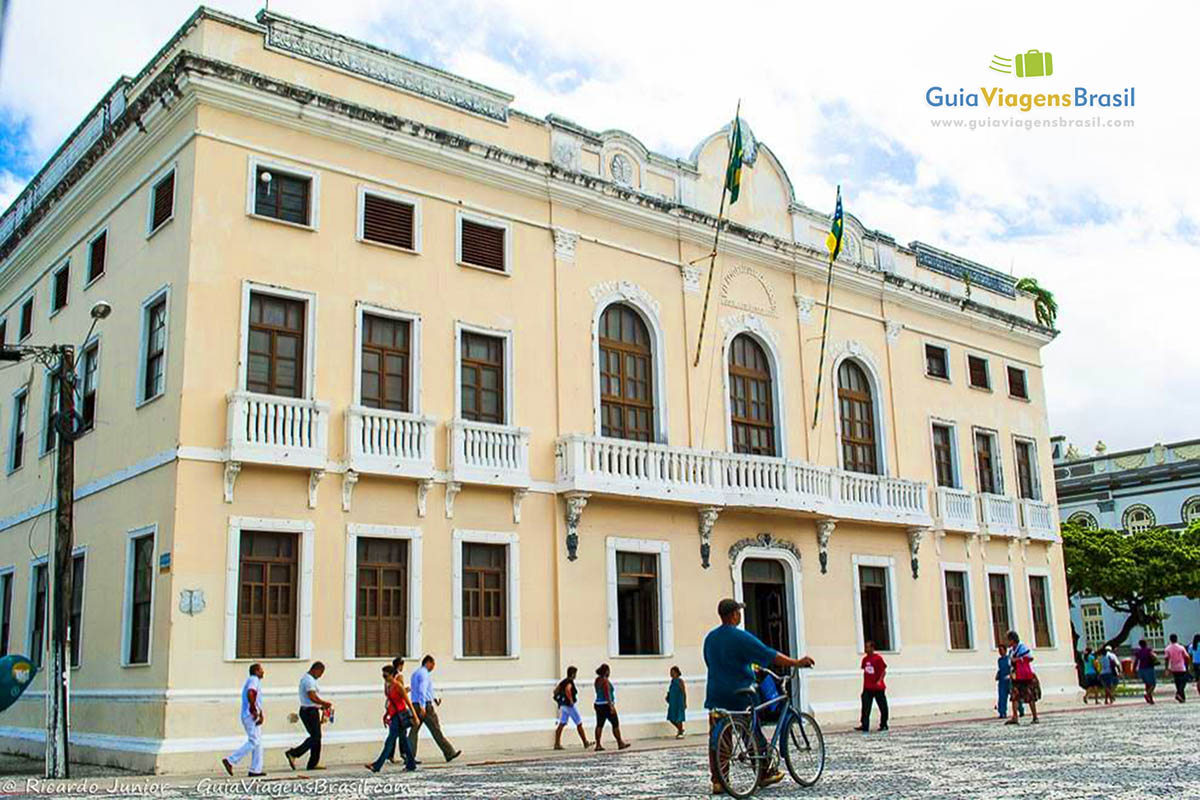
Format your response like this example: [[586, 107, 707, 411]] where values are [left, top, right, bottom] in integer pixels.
[[720, 312, 780, 348], [590, 280, 661, 317], [729, 532, 801, 563], [720, 264, 777, 316]]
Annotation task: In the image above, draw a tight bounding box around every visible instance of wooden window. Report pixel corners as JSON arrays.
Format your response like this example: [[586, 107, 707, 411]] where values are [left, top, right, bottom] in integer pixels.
[[945, 570, 970, 649], [236, 531, 298, 659], [932, 424, 955, 488], [361, 315, 411, 412], [10, 391, 27, 472], [968, 355, 990, 390], [51, 265, 69, 313], [1029, 575, 1052, 648], [254, 167, 311, 226], [1015, 440, 1037, 500], [362, 193, 415, 250], [925, 344, 949, 379], [30, 563, 47, 669], [858, 565, 891, 651], [79, 341, 99, 433], [0, 572, 12, 657], [838, 360, 878, 474], [355, 537, 409, 658], [247, 293, 305, 397], [461, 542, 506, 657], [150, 171, 174, 232], [975, 431, 998, 494], [728, 334, 775, 456], [988, 573, 1011, 648], [143, 297, 167, 402], [459, 218, 506, 272], [87, 232, 107, 283], [128, 534, 154, 665], [599, 304, 654, 442], [616, 551, 660, 655], [18, 297, 33, 340], [1007, 366, 1028, 399], [69, 554, 84, 667], [460, 331, 505, 424]]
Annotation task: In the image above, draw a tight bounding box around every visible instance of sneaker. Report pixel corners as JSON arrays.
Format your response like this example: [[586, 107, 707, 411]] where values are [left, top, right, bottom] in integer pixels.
[[675, 732, 685, 739], [248, 772, 266, 778], [760, 771, 785, 788], [221, 758, 233, 777], [285, 753, 297, 771]]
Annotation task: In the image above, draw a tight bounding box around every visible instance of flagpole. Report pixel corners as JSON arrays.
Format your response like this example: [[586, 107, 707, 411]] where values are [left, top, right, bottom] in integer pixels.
[[811, 186, 840, 430], [692, 100, 740, 368]]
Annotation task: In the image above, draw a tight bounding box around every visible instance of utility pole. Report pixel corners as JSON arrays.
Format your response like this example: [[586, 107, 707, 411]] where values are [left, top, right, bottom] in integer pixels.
[[46, 346, 75, 779]]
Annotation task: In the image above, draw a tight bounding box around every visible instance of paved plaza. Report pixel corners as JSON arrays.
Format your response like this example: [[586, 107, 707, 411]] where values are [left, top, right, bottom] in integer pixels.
[[3, 700, 1198, 798]]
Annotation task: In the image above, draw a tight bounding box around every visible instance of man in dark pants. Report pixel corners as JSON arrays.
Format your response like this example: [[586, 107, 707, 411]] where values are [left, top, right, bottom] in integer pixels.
[[855, 640, 888, 732], [286, 662, 333, 770], [407, 655, 461, 762]]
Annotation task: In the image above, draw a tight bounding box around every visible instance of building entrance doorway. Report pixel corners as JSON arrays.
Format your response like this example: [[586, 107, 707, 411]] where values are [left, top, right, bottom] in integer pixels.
[[742, 558, 790, 654]]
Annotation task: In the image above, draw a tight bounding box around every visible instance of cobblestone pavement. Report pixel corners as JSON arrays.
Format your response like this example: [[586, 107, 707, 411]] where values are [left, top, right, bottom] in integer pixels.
[[3, 701, 1198, 798]]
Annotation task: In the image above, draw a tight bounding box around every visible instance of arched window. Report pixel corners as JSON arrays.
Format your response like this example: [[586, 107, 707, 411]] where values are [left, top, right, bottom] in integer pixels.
[[598, 304, 654, 442], [838, 360, 878, 474], [1122, 504, 1155, 533], [1182, 496, 1200, 526], [728, 334, 776, 456], [1067, 511, 1098, 529]]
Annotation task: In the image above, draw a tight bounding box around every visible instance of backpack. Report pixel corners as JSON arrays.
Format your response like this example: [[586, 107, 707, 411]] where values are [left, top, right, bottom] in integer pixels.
[[552, 679, 569, 706]]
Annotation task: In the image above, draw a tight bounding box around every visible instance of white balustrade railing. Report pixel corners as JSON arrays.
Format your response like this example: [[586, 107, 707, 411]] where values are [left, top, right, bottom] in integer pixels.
[[227, 391, 329, 470], [979, 492, 1020, 536], [449, 419, 531, 488], [346, 405, 435, 478], [1021, 499, 1058, 540], [936, 486, 980, 532]]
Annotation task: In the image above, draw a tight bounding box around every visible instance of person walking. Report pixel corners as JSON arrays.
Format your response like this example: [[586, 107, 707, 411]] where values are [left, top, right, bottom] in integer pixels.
[[553, 666, 591, 750], [1164, 633, 1192, 703], [1081, 647, 1101, 705], [407, 655, 461, 763], [1005, 631, 1039, 725], [366, 665, 417, 772], [1131, 639, 1158, 704], [593, 664, 630, 751], [285, 662, 333, 771], [387, 657, 410, 764], [1100, 646, 1121, 705], [666, 666, 687, 738], [222, 663, 266, 777], [995, 644, 1012, 718], [1190, 635, 1200, 700], [855, 640, 888, 732]]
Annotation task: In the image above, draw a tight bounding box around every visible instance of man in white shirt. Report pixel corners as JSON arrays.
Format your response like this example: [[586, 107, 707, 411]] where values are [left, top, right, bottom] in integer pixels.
[[222, 663, 266, 777], [285, 662, 333, 771], [406, 655, 461, 762]]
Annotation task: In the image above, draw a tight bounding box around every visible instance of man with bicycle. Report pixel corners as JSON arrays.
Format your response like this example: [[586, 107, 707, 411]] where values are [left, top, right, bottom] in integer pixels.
[[704, 598, 815, 795]]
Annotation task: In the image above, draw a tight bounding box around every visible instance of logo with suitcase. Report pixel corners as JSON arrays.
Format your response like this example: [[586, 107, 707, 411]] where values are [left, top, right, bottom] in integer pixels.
[[989, 50, 1054, 78]]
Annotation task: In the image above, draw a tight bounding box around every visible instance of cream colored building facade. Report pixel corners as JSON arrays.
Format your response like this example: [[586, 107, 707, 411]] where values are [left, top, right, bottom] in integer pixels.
[[0, 9, 1070, 772]]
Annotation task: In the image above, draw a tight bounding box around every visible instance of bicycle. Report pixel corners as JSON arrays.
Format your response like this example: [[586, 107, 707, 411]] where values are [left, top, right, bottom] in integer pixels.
[[709, 667, 825, 798]]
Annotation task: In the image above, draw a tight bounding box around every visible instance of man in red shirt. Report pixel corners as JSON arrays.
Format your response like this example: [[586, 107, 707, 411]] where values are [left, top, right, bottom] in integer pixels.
[[855, 640, 888, 732]]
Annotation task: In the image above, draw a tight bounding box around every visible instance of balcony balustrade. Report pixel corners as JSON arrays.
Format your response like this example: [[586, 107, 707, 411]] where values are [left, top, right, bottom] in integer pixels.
[[345, 405, 436, 479], [448, 419, 532, 488], [935, 486, 980, 533], [979, 492, 1021, 537], [225, 391, 330, 505], [1020, 498, 1058, 540]]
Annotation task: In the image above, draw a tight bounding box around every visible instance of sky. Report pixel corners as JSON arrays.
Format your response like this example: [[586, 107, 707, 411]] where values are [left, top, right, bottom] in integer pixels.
[[1, 0, 1197, 454]]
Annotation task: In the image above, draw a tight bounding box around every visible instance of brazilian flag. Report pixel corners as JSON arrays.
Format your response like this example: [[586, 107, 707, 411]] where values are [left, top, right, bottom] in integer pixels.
[[826, 185, 843, 260], [725, 116, 744, 205]]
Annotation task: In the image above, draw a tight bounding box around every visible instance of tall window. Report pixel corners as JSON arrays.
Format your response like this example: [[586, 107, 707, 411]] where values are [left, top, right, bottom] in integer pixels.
[[967, 355, 990, 390], [616, 551, 660, 655], [460, 332, 505, 424], [1028, 575, 1052, 648], [598, 304, 653, 442], [975, 431, 999, 494], [858, 565, 892, 651], [838, 360, 877, 474], [925, 344, 949, 379], [79, 341, 99, 433], [247, 293, 305, 397], [128, 534, 154, 665], [30, 563, 47, 668], [1007, 366, 1028, 399], [254, 166, 311, 226], [728, 334, 775, 456], [87, 231, 107, 283], [944, 570, 971, 650], [9, 390, 27, 472], [461, 542, 506, 657], [1142, 601, 1165, 649], [0, 317, 7, 346], [18, 297, 33, 341], [69, 554, 85, 667], [0, 572, 12, 657], [236, 531, 298, 659], [988, 573, 1011, 648], [360, 315, 411, 412], [142, 296, 167, 402], [355, 537, 409, 658], [149, 170, 175, 233], [51, 264, 70, 313], [1014, 439, 1037, 500], [932, 423, 956, 488]]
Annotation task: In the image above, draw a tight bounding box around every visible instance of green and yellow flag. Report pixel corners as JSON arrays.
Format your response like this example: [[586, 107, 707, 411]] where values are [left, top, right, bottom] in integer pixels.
[[825, 185, 843, 260], [725, 116, 744, 205]]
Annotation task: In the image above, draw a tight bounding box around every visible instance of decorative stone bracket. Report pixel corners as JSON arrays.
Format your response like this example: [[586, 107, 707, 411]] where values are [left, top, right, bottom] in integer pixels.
[[512, 489, 530, 524], [932, 529, 947, 557], [341, 470, 359, 512], [564, 492, 590, 561], [223, 462, 241, 503], [444, 481, 462, 518], [815, 520, 836, 574], [907, 528, 927, 579], [698, 507, 722, 569], [416, 480, 433, 518], [307, 470, 325, 509]]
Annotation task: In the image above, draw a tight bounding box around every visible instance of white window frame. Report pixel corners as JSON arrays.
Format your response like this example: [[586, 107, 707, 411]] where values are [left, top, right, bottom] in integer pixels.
[[591, 291, 670, 444], [606, 537, 674, 658], [344, 523, 423, 661], [455, 209, 512, 276], [0, 565, 14, 656], [972, 426, 1005, 495], [928, 417, 961, 489], [237, 281, 319, 400], [938, 562, 977, 651], [245, 156, 320, 231], [722, 323, 789, 459], [1005, 363, 1030, 401], [17, 294, 34, 342], [48, 260, 70, 318], [1011, 434, 1042, 501], [965, 352, 992, 392], [136, 285, 171, 407], [1122, 503, 1155, 532], [1024, 567, 1057, 650], [76, 334, 101, 437], [984, 566, 1017, 648], [356, 185, 422, 254], [224, 516, 315, 662], [451, 529, 520, 660], [7, 386, 28, 474], [69, 547, 87, 669], [84, 227, 108, 288], [121, 524, 158, 667], [922, 340, 952, 382], [453, 321, 514, 424], [851, 554, 901, 653], [353, 302, 422, 411], [145, 163, 177, 238], [1181, 495, 1200, 526], [26, 556, 48, 665]]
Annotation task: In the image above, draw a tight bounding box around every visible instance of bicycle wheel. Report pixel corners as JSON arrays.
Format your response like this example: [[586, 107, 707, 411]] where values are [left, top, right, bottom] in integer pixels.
[[782, 711, 825, 786], [714, 715, 762, 799]]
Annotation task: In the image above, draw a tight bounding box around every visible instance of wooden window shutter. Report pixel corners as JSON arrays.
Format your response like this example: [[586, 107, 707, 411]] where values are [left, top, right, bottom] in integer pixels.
[[151, 172, 175, 231], [88, 232, 107, 282], [1007, 366, 1028, 399], [460, 219, 506, 271], [363, 194, 415, 250]]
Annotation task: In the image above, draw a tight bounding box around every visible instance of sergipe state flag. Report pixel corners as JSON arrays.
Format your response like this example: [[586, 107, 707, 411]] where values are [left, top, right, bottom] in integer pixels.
[[826, 185, 843, 260], [725, 116, 744, 204]]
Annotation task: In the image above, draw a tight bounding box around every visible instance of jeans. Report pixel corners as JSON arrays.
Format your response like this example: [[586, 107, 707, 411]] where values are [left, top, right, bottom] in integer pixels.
[[287, 706, 322, 769], [860, 689, 888, 729], [997, 679, 1010, 718], [1172, 671, 1189, 700], [373, 714, 415, 771]]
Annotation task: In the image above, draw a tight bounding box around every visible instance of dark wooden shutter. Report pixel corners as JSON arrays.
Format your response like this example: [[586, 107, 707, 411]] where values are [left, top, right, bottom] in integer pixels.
[[19, 299, 32, 340], [52, 266, 69, 312], [247, 293, 305, 397], [460, 332, 505, 423], [31, 565, 47, 668], [945, 571, 970, 649], [355, 537, 408, 657], [69, 555, 85, 667], [858, 565, 891, 651], [236, 531, 298, 659], [728, 334, 775, 456], [462, 543, 506, 656], [1030, 576, 1052, 647], [129, 534, 154, 664], [151, 172, 175, 231], [1015, 440, 1036, 499], [968, 356, 990, 389], [1007, 366, 1028, 399], [363, 194, 415, 250], [975, 432, 997, 494], [932, 424, 955, 487], [460, 219, 506, 271], [988, 574, 1011, 648], [360, 315, 411, 412], [88, 232, 107, 282], [0, 573, 11, 657], [925, 345, 948, 379]]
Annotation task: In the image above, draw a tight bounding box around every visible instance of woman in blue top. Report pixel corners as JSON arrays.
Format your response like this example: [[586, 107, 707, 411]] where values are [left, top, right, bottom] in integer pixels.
[[593, 664, 630, 751], [666, 665, 687, 738]]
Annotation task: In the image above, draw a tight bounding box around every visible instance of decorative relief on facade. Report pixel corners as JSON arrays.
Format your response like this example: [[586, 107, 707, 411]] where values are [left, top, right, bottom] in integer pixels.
[[827, 339, 882, 378], [720, 312, 780, 348], [564, 492, 590, 561], [681, 265, 702, 294], [907, 528, 926, 578], [1151, 442, 1167, 465], [552, 227, 579, 262], [590, 280, 661, 317], [815, 520, 836, 574], [698, 507, 721, 569], [728, 532, 802, 564], [551, 130, 582, 172], [885, 320, 903, 344], [1173, 444, 1200, 461], [609, 152, 634, 186], [1113, 453, 1146, 471], [794, 294, 815, 324], [720, 264, 777, 316]]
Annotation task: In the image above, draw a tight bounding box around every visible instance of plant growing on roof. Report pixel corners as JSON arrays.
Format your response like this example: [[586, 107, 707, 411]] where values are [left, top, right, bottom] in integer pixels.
[[1015, 277, 1058, 328]]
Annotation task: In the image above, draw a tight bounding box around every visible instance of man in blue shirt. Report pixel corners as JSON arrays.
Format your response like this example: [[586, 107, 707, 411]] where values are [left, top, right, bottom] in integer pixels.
[[704, 598, 813, 795], [406, 655, 461, 763]]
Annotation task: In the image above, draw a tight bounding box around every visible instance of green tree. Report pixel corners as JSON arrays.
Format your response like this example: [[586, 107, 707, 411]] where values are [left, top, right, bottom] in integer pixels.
[[1015, 277, 1058, 328]]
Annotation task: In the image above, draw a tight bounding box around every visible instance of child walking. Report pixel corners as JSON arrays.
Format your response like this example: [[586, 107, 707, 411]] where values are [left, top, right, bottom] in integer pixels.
[[666, 666, 687, 738], [995, 644, 1011, 719]]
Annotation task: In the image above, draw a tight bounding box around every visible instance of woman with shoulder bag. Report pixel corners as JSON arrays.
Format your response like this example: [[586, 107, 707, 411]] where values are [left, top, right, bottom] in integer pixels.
[[366, 665, 417, 772]]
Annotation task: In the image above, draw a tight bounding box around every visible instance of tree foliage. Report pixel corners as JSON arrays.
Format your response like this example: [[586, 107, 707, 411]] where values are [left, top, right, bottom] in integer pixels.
[[1015, 277, 1058, 328]]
